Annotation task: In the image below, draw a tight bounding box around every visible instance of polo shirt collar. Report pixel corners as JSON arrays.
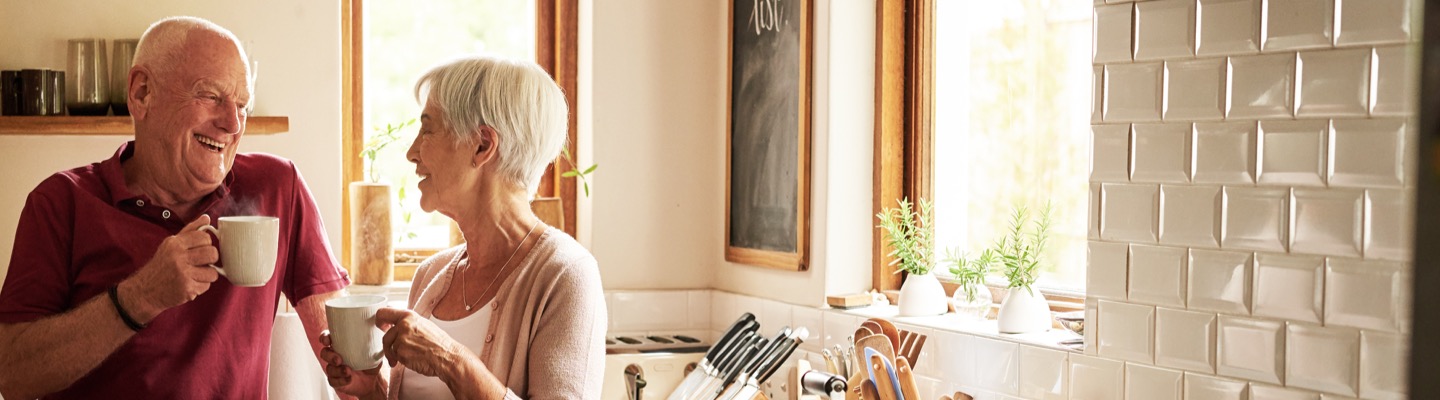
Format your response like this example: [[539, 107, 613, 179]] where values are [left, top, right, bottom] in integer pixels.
[[99, 141, 235, 223]]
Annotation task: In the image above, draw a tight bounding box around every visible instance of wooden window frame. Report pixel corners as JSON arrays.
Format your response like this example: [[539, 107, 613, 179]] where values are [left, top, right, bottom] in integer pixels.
[[340, 0, 580, 270], [872, 0, 1083, 311]]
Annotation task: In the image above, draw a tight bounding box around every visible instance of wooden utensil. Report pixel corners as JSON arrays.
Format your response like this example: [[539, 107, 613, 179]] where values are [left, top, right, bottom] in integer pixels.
[[894, 356, 920, 400], [854, 334, 894, 375], [859, 380, 882, 400], [869, 354, 899, 400], [847, 372, 865, 400], [867, 318, 901, 354], [897, 331, 926, 368]]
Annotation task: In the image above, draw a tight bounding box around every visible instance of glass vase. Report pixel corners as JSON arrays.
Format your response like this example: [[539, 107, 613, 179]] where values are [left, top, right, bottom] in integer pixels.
[[950, 283, 992, 320]]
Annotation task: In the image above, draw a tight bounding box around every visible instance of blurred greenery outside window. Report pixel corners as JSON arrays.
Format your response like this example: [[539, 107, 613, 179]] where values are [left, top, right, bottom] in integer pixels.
[[364, 0, 536, 250], [932, 0, 1092, 293]]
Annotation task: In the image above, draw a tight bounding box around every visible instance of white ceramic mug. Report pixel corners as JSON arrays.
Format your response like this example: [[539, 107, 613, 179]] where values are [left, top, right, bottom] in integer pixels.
[[197, 216, 279, 287], [325, 295, 387, 370]]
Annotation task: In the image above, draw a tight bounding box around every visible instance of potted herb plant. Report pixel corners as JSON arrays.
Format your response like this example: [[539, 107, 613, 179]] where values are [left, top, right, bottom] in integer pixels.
[[876, 198, 947, 317], [993, 204, 1054, 333], [349, 118, 414, 285], [944, 247, 995, 320]]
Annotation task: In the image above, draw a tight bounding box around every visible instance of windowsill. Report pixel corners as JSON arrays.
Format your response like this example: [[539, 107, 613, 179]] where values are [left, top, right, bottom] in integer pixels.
[[829, 303, 1084, 353], [351, 283, 1084, 352]]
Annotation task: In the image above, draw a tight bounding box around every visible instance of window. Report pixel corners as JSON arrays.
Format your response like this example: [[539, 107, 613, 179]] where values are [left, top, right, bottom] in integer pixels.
[[341, 0, 579, 271], [876, 0, 1092, 295], [364, 1, 536, 250], [932, 0, 1091, 292]]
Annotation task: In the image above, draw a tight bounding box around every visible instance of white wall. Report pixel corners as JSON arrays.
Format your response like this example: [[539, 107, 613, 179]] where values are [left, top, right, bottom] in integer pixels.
[[0, 1, 343, 285], [588, 0, 873, 304], [0, 0, 872, 307]]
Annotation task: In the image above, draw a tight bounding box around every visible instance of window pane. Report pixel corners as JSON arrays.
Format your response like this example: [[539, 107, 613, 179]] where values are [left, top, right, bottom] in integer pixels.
[[933, 0, 1092, 292], [364, 0, 536, 249]]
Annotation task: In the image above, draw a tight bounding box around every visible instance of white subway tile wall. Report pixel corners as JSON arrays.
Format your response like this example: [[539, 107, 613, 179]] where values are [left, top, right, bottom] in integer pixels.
[[1101, 183, 1160, 242], [1160, 185, 1222, 247], [1184, 372, 1249, 400], [1166, 58, 1228, 120], [1093, 0, 1416, 395], [1330, 119, 1407, 188], [1019, 346, 1069, 400], [1193, 121, 1258, 184], [1127, 363, 1185, 400], [1295, 49, 1371, 117], [1097, 300, 1156, 363], [1252, 253, 1325, 323], [1128, 244, 1189, 306], [1105, 63, 1165, 121], [1259, 120, 1329, 187], [1187, 249, 1254, 314], [1260, 0, 1334, 51], [1216, 315, 1286, 384], [1088, 241, 1131, 300], [1196, 0, 1262, 56], [1227, 53, 1296, 118], [1251, 384, 1325, 400], [1358, 330, 1408, 400], [1285, 323, 1361, 396], [1155, 307, 1218, 373], [604, 0, 1415, 397], [1069, 354, 1124, 400], [1133, 123, 1193, 182], [1135, 0, 1197, 60]]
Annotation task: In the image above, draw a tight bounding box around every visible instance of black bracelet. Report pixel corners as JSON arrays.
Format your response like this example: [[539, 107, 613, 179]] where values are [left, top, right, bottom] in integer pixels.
[[108, 285, 147, 332]]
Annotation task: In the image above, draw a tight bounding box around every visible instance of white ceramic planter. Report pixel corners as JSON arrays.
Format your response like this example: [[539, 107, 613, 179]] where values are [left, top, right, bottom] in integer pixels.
[[997, 287, 1050, 333], [897, 272, 948, 317]]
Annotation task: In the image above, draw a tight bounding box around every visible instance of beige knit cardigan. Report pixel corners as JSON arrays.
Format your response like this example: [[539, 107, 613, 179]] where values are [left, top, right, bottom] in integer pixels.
[[388, 228, 608, 400]]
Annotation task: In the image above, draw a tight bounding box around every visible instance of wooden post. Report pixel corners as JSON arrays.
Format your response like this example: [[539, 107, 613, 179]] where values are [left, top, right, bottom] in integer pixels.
[[349, 182, 393, 285]]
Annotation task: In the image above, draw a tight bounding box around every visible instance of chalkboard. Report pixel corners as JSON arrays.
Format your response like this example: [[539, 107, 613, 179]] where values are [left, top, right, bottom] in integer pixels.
[[725, 0, 811, 271]]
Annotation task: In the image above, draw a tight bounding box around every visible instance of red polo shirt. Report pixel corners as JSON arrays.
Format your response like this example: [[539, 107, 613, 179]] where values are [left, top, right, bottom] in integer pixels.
[[0, 142, 350, 399]]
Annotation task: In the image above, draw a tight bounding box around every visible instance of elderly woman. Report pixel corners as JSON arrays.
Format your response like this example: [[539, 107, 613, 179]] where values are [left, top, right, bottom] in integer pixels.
[[320, 55, 606, 399]]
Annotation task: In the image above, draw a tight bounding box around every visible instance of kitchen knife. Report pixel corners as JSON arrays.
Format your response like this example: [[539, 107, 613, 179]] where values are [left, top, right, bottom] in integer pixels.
[[669, 314, 757, 400], [691, 333, 760, 400], [712, 341, 764, 400], [721, 327, 805, 400], [756, 327, 807, 384]]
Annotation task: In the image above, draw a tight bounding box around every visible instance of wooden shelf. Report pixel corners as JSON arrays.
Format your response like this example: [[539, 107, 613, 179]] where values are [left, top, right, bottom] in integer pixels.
[[0, 116, 289, 136]]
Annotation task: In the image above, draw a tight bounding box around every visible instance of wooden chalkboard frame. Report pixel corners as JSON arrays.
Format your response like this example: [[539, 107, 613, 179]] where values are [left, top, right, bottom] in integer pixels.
[[724, 0, 812, 271]]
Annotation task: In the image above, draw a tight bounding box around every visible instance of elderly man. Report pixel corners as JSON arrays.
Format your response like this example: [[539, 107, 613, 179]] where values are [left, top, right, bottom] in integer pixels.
[[0, 16, 349, 399]]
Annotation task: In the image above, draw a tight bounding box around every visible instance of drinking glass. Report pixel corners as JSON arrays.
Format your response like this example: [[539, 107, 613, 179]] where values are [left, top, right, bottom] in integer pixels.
[[66, 38, 109, 116], [110, 39, 138, 115]]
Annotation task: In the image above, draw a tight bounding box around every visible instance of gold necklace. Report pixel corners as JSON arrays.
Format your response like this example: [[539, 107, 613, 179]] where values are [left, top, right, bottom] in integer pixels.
[[460, 221, 541, 311]]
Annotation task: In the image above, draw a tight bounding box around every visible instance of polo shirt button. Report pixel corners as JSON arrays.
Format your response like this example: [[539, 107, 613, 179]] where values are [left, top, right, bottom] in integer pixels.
[[161, 210, 171, 219], [485, 334, 494, 343], [136, 200, 145, 207]]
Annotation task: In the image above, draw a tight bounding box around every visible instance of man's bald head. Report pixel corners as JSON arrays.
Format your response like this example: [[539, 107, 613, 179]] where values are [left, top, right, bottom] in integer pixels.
[[132, 16, 252, 85]]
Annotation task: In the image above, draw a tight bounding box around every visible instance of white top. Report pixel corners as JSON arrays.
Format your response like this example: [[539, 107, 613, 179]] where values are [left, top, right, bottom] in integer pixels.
[[398, 301, 495, 400]]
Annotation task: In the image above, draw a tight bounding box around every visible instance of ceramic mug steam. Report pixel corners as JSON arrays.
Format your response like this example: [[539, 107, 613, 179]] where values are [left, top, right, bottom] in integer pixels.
[[197, 216, 279, 287], [325, 295, 387, 370]]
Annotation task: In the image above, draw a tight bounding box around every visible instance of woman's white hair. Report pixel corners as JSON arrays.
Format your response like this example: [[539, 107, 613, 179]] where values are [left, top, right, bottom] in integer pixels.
[[414, 55, 568, 195]]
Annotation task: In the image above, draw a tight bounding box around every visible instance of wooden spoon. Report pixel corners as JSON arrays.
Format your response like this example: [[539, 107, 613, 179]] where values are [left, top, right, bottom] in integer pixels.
[[894, 356, 921, 400], [868, 318, 901, 353]]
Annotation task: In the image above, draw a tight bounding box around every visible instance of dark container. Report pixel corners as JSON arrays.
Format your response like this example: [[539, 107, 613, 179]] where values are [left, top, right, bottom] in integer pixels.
[[0, 70, 19, 116], [46, 70, 65, 116], [19, 69, 47, 115]]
